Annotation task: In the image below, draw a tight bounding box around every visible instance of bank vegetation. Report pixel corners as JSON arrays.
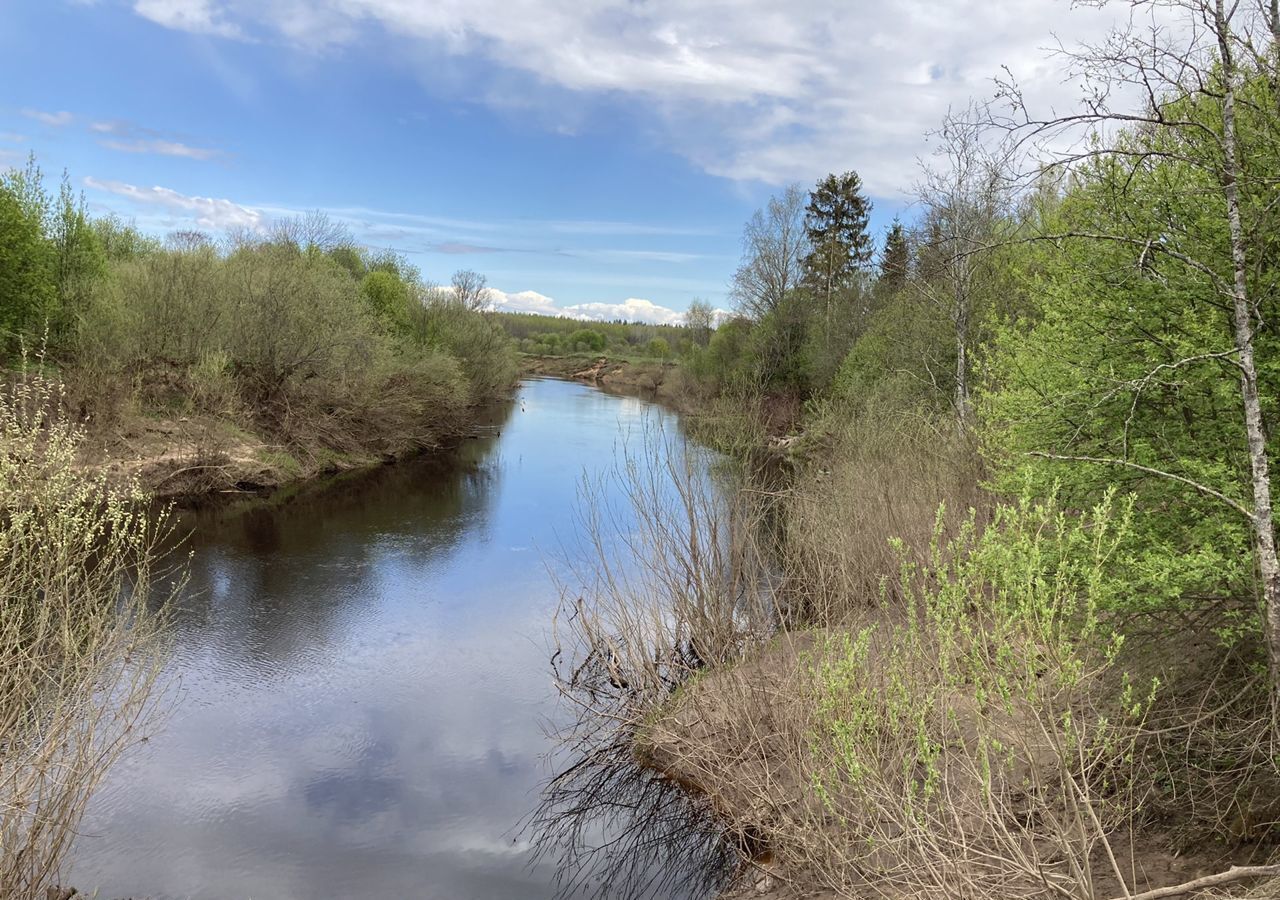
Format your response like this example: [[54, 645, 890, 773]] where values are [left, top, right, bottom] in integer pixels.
[[0, 171, 519, 497], [544, 3, 1280, 898]]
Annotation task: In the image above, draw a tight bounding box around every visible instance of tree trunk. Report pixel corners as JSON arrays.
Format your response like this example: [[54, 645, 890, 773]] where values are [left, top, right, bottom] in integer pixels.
[[954, 299, 970, 427], [1218, 1, 1280, 718]]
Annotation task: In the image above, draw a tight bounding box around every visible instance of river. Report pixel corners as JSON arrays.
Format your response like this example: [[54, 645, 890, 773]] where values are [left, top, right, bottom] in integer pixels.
[[65, 377, 720, 900]]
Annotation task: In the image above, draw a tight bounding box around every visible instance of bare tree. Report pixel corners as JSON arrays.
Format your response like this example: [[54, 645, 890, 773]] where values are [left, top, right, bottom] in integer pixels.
[[912, 105, 1015, 427], [451, 268, 490, 313], [269, 210, 353, 252], [730, 184, 809, 321], [684, 298, 715, 346], [1000, 0, 1280, 714]]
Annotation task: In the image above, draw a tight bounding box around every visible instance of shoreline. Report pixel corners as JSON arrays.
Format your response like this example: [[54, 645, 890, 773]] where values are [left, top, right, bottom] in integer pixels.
[[81, 392, 518, 506], [83, 363, 682, 507], [519, 353, 688, 407]]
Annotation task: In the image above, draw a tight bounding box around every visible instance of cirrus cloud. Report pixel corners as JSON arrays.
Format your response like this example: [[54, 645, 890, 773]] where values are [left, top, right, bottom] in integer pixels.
[[100, 138, 223, 160], [83, 176, 263, 230], [132, 0, 244, 38], [22, 108, 73, 127]]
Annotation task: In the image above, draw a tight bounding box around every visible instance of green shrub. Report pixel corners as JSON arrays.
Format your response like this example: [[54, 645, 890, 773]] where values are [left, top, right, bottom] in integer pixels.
[[644, 337, 670, 358], [806, 490, 1154, 897]]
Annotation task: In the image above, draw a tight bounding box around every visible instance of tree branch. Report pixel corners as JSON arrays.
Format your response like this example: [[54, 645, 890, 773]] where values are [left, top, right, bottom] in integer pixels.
[[1027, 451, 1253, 519], [1109, 864, 1280, 900]]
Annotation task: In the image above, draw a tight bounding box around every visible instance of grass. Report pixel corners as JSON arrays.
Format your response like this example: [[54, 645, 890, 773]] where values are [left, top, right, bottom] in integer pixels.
[[256, 447, 304, 478]]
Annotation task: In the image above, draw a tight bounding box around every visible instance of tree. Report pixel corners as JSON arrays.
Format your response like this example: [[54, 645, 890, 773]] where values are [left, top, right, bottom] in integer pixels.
[[0, 160, 55, 349], [49, 173, 105, 334], [451, 269, 490, 312], [645, 337, 671, 358], [730, 184, 809, 321], [879, 219, 910, 294], [360, 269, 413, 330], [913, 106, 1014, 426], [993, 0, 1280, 716], [270, 210, 352, 253], [801, 171, 873, 334], [684, 298, 714, 346]]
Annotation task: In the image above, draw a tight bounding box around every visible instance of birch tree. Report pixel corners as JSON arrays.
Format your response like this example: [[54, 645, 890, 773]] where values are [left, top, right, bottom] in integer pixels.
[[993, 0, 1280, 710], [730, 184, 809, 321], [913, 107, 1014, 427]]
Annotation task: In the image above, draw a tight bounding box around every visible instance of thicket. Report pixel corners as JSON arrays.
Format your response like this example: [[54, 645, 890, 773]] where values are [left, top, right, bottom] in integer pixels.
[[0, 161, 519, 480], [546, 3, 1280, 897]]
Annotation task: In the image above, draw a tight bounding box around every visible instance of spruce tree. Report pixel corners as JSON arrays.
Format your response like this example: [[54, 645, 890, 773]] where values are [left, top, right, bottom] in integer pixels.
[[802, 170, 873, 300], [879, 219, 910, 293]]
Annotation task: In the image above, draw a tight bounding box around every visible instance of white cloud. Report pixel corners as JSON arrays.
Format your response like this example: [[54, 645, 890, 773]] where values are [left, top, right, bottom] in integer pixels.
[[22, 109, 73, 127], [485, 289, 718, 326], [483, 288, 569, 317], [0, 133, 28, 144], [83, 176, 263, 230], [121, 0, 1173, 195], [564, 298, 685, 326], [100, 138, 222, 160], [133, 0, 244, 38]]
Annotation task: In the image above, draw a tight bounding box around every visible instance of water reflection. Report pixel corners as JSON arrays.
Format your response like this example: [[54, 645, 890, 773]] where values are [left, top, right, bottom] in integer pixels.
[[529, 734, 734, 900], [67, 377, 723, 900]]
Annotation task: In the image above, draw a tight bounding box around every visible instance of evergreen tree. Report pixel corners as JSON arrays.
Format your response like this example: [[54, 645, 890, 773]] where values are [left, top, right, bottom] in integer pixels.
[[802, 171, 873, 301], [879, 219, 910, 293]]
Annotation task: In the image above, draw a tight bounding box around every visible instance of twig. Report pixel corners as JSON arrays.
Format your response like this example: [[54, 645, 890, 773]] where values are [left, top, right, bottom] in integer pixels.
[[1109, 864, 1280, 900], [1028, 451, 1253, 519]]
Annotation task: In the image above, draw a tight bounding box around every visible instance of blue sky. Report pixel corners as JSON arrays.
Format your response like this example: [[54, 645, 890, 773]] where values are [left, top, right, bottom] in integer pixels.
[[0, 0, 1133, 322]]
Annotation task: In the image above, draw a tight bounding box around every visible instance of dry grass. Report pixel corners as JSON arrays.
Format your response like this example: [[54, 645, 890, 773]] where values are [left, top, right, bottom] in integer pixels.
[[537, 400, 1280, 900], [779, 397, 987, 624], [0, 361, 174, 899], [531, 423, 776, 899]]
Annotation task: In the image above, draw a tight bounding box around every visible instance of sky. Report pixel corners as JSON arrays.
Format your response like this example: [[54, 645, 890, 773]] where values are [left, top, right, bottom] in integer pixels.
[[0, 0, 1138, 323]]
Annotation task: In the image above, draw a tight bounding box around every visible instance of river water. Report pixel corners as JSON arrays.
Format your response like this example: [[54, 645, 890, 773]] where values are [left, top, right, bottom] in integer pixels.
[[66, 377, 717, 900]]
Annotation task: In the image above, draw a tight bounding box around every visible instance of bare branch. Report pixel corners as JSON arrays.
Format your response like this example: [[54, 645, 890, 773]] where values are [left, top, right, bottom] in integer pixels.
[[1028, 451, 1253, 518]]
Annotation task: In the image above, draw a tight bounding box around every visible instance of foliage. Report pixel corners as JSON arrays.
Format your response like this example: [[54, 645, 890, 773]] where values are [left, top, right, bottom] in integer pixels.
[[0, 162, 56, 349], [802, 170, 873, 302], [494, 310, 689, 357], [0, 158, 519, 467], [0, 362, 172, 898], [803, 490, 1153, 898], [985, 77, 1280, 630]]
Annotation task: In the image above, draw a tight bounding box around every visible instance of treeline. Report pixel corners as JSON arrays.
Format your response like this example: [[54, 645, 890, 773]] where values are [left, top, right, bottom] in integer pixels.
[[492, 310, 695, 359], [604, 4, 1280, 897], [0, 158, 518, 477]]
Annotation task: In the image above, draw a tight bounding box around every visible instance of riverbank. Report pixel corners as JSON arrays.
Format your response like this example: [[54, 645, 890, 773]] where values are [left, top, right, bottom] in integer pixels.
[[78, 397, 510, 503], [638, 629, 1271, 900], [520, 353, 686, 403], [590, 385, 1280, 900]]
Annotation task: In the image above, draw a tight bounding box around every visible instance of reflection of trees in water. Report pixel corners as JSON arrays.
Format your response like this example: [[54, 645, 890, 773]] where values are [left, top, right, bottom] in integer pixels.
[[157, 429, 507, 669], [528, 421, 782, 900], [528, 720, 733, 900]]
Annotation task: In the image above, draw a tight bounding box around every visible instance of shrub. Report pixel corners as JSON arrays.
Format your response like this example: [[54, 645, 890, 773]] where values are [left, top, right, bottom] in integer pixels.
[[800, 490, 1153, 899], [0, 364, 173, 898], [644, 337, 671, 358]]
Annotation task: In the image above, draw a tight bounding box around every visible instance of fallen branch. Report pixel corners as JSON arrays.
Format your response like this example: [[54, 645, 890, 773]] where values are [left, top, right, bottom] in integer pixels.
[[1112, 864, 1280, 900]]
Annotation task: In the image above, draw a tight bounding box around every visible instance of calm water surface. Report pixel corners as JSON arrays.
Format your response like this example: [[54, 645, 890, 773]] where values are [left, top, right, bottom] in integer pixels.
[[67, 377, 709, 900]]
